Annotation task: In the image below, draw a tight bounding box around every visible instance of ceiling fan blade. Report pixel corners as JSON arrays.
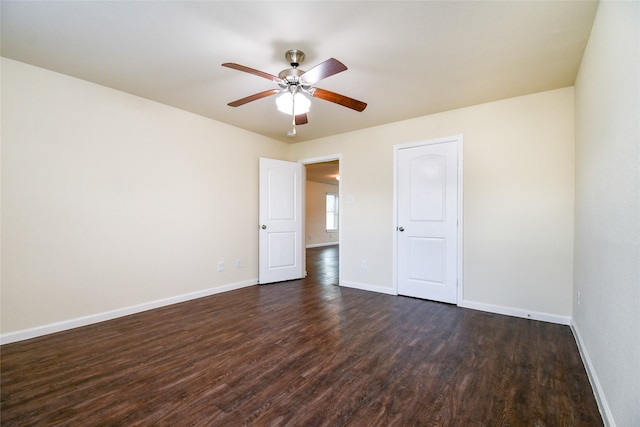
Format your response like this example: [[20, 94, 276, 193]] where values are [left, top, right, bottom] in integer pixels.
[[222, 63, 282, 83], [310, 88, 367, 112], [295, 113, 308, 125], [228, 89, 281, 107], [300, 58, 347, 85]]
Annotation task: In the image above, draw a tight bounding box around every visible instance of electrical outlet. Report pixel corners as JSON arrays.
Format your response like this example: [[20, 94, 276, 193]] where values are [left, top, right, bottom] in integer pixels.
[[218, 261, 224, 272], [361, 259, 368, 269], [577, 291, 581, 306], [236, 258, 242, 268]]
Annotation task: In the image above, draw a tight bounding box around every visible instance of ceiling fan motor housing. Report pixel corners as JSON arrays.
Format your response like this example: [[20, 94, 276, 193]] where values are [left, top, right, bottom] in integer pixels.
[[278, 68, 307, 87]]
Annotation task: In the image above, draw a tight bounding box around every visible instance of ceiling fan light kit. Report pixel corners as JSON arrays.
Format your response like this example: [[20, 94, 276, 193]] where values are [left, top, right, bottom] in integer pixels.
[[222, 49, 367, 136], [276, 92, 311, 115]]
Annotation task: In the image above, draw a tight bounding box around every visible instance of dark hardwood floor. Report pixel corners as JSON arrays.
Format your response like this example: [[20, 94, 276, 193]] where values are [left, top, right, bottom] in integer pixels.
[[1, 245, 602, 426]]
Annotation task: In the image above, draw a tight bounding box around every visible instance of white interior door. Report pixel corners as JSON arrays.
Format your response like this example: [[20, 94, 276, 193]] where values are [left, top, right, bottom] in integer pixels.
[[259, 157, 304, 284], [397, 140, 459, 303]]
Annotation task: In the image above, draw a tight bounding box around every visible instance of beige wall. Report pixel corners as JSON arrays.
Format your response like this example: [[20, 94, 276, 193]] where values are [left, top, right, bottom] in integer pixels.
[[289, 87, 576, 318], [305, 180, 339, 247], [573, 1, 640, 425], [1, 58, 288, 335]]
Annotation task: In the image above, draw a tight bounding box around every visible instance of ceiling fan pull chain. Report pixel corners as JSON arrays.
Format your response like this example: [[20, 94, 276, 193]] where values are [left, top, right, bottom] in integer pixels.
[[288, 93, 296, 136], [291, 89, 296, 118]]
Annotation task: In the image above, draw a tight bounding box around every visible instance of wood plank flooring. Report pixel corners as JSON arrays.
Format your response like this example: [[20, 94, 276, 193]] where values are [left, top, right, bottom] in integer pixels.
[[1, 246, 602, 426]]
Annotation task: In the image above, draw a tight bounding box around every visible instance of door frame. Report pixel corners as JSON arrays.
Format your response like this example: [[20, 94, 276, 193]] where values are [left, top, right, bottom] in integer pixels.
[[392, 135, 464, 303], [299, 154, 342, 286]]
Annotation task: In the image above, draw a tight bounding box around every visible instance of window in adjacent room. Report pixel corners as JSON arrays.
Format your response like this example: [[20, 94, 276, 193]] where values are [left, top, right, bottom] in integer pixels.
[[326, 193, 339, 232]]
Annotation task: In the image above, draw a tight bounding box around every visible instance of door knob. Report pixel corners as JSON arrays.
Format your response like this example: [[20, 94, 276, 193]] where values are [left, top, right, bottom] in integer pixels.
[[261, 225, 267, 229], [398, 226, 405, 232]]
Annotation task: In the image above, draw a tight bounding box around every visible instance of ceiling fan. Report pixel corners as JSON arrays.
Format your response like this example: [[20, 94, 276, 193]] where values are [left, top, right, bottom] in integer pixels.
[[222, 49, 367, 136]]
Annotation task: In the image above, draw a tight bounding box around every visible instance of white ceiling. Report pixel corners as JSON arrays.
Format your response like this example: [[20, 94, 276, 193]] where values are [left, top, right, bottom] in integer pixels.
[[1, 1, 598, 143]]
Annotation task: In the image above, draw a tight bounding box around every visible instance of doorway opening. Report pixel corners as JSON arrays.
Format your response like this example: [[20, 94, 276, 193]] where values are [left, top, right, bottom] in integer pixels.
[[303, 156, 341, 286]]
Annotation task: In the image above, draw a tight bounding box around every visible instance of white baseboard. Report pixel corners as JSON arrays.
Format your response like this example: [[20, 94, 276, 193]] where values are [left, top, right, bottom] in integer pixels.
[[335, 287, 572, 325], [458, 299, 571, 325], [570, 319, 614, 427], [0, 279, 258, 345], [305, 242, 339, 248], [340, 280, 396, 295]]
